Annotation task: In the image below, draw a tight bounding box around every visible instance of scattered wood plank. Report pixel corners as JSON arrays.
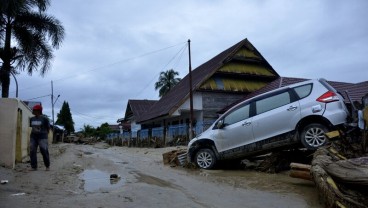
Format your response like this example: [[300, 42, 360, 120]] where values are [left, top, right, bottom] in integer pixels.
[[162, 149, 187, 166], [290, 162, 311, 171], [289, 162, 312, 181]]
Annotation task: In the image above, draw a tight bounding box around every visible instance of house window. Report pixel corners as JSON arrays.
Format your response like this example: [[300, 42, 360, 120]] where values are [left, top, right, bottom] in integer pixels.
[[214, 78, 224, 90]]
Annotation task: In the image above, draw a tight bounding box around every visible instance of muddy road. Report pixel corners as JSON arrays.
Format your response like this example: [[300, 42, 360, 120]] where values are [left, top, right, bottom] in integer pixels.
[[0, 143, 322, 208]]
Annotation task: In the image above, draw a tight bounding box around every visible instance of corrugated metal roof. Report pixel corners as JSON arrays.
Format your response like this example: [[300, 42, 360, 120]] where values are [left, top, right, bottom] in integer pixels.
[[125, 99, 157, 122]]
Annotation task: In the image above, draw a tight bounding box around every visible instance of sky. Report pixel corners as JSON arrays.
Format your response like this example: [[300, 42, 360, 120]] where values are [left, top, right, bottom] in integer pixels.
[[7, 0, 368, 131]]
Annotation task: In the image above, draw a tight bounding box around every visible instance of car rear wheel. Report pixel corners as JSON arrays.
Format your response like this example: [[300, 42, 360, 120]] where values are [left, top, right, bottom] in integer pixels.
[[195, 148, 217, 169], [300, 123, 328, 150]]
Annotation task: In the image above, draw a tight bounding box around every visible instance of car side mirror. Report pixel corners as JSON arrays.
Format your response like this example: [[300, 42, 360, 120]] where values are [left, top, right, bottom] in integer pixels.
[[216, 120, 225, 129]]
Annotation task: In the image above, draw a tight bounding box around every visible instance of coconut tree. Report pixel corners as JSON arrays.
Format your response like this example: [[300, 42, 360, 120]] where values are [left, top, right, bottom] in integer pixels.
[[0, 0, 65, 97], [155, 69, 181, 97]]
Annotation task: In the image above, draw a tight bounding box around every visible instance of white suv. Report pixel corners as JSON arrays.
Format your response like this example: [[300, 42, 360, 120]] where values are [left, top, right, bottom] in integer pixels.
[[188, 78, 348, 169]]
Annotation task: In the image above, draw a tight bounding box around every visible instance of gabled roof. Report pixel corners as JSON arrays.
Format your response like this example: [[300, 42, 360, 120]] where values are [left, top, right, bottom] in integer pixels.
[[125, 99, 157, 122], [218, 77, 368, 114], [329, 81, 368, 103], [138, 38, 279, 123]]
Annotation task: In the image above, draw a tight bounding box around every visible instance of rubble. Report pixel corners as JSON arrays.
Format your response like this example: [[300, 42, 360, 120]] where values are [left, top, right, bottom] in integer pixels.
[[254, 149, 313, 173], [310, 131, 368, 208], [162, 149, 187, 167]]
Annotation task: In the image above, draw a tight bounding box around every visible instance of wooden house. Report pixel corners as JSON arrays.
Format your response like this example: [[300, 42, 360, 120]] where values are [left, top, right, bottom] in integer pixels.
[[120, 38, 280, 144]]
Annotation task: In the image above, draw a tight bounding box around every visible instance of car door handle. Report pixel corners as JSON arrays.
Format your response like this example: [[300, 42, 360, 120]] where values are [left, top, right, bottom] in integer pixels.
[[242, 121, 251, 126], [287, 106, 298, 111]]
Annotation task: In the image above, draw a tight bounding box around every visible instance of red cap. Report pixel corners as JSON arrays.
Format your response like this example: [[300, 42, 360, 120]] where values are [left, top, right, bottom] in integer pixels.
[[33, 104, 43, 111]]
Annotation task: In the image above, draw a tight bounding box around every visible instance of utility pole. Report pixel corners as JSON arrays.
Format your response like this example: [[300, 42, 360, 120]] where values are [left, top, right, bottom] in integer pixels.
[[51, 81, 55, 143], [188, 39, 194, 140], [51, 81, 60, 143]]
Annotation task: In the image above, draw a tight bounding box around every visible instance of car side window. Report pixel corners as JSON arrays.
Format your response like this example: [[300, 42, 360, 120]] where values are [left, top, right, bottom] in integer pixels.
[[293, 84, 312, 100], [223, 104, 250, 126], [256, 91, 291, 115]]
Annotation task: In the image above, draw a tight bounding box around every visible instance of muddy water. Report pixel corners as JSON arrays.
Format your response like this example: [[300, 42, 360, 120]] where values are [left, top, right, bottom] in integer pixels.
[[79, 169, 125, 192]]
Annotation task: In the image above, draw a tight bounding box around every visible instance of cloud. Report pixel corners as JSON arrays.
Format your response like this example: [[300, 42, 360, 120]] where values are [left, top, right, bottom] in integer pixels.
[[7, 0, 368, 130]]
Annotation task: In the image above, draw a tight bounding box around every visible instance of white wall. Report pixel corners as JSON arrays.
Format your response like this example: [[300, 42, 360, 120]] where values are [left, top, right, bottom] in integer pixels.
[[0, 99, 19, 168], [131, 121, 141, 137], [0, 98, 33, 168], [172, 92, 203, 116], [15, 102, 33, 162]]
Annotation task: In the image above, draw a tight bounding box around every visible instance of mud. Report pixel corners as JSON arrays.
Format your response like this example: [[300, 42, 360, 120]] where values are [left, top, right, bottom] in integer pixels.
[[0, 143, 323, 208]]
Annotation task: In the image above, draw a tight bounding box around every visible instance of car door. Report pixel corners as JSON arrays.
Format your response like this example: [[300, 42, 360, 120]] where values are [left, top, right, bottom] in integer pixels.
[[252, 89, 301, 143], [214, 103, 254, 153]]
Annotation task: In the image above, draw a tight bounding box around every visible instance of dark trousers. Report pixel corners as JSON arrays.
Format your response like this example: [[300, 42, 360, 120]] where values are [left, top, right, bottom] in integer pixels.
[[30, 136, 50, 169]]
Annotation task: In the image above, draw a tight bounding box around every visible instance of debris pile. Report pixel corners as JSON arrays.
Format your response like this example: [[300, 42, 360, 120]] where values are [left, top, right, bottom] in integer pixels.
[[253, 149, 313, 173], [162, 149, 187, 167], [310, 131, 368, 208]]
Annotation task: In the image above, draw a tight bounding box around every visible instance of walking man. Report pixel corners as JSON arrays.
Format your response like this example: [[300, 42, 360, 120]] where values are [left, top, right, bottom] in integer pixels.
[[30, 104, 50, 171]]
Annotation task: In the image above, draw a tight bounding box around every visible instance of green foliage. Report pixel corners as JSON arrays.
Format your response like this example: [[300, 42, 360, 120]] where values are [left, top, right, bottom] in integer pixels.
[[154, 69, 181, 98], [56, 101, 75, 134], [96, 122, 112, 140], [80, 124, 96, 137], [0, 0, 65, 97]]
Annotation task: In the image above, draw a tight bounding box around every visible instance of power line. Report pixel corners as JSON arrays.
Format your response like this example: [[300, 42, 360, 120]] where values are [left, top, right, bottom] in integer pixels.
[[53, 41, 187, 83], [11, 41, 187, 93], [134, 43, 188, 98], [25, 94, 50, 101], [173, 44, 188, 69]]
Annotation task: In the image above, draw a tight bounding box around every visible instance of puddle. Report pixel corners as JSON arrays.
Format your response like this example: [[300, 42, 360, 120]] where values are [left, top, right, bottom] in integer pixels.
[[79, 169, 125, 192]]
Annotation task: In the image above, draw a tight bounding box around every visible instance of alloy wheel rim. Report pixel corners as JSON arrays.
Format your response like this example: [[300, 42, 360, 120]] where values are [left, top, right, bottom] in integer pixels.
[[305, 127, 326, 147], [197, 152, 213, 168]]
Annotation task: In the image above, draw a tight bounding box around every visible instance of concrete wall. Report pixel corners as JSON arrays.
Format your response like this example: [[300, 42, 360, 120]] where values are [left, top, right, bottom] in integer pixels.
[[16, 100, 33, 162], [1, 99, 19, 168], [0, 98, 33, 168]]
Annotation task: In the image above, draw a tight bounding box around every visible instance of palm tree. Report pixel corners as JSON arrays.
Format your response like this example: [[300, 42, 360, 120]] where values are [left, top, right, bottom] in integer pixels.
[[155, 69, 181, 97], [0, 0, 65, 97]]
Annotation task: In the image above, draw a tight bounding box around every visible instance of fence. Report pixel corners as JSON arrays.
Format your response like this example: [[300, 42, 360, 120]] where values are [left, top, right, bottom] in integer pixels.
[[106, 120, 216, 148]]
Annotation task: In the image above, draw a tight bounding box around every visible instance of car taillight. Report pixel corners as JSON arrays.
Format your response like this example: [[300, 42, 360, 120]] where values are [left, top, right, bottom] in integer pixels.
[[316, 91, 339, 103]]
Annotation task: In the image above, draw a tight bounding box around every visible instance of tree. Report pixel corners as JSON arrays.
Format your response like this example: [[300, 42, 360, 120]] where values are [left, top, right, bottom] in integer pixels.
[[56, 101, 74, 134], [0, 0, 65, 97], [96, 123, 111, 140], [80, 124, 96, 137], [154, 69, 181, 98]]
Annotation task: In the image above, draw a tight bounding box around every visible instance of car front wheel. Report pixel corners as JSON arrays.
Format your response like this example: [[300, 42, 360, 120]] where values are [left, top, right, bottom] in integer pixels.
[[300, 123, 328, 150], [195, 148, 217, 169]]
